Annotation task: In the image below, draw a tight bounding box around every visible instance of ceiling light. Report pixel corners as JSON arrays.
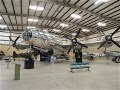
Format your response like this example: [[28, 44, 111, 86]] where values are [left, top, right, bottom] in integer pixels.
[[0, 25, 7, 28], [72, 33, 77, 36], [0, 16, 2, 19], [28, 18, 38, 22], [27, 26, 35, 29], [95, 0, 109, 4], [28, 18, 33, 21], [53, 29, 60, 32], [34, 19, 38, 22], [71, 14, 81, 19], [37, 7, 44, 10], [60, 23, 68, 27], [97, 22, 106, 27], [29, 6, 44, 11], [82, 29, 90, 32]]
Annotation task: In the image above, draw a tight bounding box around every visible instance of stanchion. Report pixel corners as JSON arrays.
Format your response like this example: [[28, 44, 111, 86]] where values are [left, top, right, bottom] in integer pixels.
[[14, 64, 21, 80]]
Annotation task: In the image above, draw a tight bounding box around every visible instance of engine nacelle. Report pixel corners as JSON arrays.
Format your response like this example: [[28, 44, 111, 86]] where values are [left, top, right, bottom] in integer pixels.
[[101, 35, 113, 48]]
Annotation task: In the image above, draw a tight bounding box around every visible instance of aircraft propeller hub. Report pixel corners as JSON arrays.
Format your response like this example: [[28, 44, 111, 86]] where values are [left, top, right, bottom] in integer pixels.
[[97, 26, 120, 49], [106, 35, 112, 41], [73, 43, 77, 46], [72, 39, 77, 43]]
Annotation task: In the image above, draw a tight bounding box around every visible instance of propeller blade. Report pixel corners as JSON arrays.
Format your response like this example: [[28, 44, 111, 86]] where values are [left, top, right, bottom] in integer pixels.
[[7, 46, 11, 51], [77, 42, 88, 48], [15, 46, 19, 51], [66, 38, 67, 43], [75, 28, 81, 39], [111, 40, 120, 48], [97, 41, 106, 49], [9, 36, 13, 41], [97, 27, 106, 36], [15, 35, 20, 42], [111, 26, 120, 36], [67, 44, 73, 54]]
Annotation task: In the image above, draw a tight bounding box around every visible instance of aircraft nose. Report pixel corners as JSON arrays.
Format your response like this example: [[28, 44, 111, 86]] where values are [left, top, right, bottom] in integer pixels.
[[22, 30, 32, 41]]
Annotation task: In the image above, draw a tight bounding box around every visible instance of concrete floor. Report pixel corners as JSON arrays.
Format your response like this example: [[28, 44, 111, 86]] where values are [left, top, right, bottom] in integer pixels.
[[0, 58, 120, 90]]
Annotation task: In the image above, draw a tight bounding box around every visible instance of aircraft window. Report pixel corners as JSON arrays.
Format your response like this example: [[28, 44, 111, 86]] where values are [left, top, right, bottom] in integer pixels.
[[36, 33, 39, 36]]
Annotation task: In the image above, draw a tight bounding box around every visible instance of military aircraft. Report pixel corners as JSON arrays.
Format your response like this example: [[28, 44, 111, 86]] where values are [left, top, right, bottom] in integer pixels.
[[82, 53, 100, 60], [22, 29, 68, 53], [101, 51, 120, 63], [97, 26, 120, 50], [8, 27, 89, 61], [8, 28, 71, 60]]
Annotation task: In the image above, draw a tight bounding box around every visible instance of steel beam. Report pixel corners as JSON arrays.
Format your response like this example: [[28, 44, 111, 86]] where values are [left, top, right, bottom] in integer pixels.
[[0, 23, 86, 37], [34, 0, 120, 25], [0, 12, 96, 31], [0, 23, 71, 35]]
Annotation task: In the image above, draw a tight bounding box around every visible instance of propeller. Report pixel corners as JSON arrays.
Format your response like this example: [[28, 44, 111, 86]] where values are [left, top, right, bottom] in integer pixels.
[[64, 28, 88, 54], [97, 26, 120, 49], [7, 35, 20, 51]]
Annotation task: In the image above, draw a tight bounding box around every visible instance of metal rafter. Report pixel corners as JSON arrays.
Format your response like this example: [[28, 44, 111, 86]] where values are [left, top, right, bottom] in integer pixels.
[[0, 12, 97, 31], [0, 23, 72, 35], [34, 0, 120, 25]]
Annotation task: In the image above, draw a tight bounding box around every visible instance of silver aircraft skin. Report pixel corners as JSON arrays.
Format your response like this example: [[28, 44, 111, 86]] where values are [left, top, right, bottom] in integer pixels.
[[22, 29, 68, 55]]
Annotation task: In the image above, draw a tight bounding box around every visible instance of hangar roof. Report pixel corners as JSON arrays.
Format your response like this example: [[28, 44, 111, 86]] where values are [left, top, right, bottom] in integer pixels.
[[0, 0, 120, 40]]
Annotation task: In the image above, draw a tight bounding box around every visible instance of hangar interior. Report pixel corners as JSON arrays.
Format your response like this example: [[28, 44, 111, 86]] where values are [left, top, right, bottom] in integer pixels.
[[0, 0, 120, 90]]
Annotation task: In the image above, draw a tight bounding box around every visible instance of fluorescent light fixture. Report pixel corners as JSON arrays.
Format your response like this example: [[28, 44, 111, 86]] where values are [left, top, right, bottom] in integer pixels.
[[95, 0, 109, 4], [27, 26, 35, 29], [29, 6, 44, 11], [71, 14, 81, 19], [60, 23, 68, 27], [72, 33, 77, 36], [37, 7, 44, 10], [28, 18, 33, 21], [0, 25, 7, 28], [0, 16, 2, 19], [28, 18, 38, 22], [53, 29, 60, 32], [82, 29, 90, 32], [34, 19, 38, 22], [97, 22, 106, 27]]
